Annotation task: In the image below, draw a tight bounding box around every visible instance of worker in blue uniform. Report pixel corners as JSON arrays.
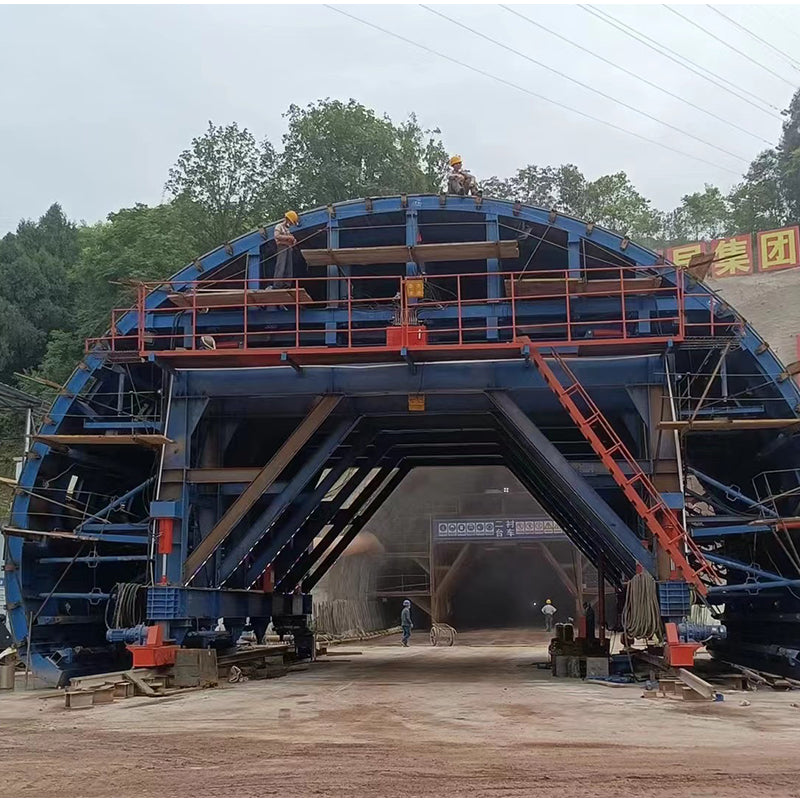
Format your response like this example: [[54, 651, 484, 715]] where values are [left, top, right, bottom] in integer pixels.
[[400, 599, 413, 647]]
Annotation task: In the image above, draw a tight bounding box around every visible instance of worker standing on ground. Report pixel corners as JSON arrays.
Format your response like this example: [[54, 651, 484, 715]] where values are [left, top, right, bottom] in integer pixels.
[[270, 210, 299, 289], [447, 155, 479, 196], [400, 599, 413, 647], [541, 598, 557, 632]]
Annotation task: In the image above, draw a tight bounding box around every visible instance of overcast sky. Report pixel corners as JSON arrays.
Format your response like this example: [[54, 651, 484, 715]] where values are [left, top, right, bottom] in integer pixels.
[[1, 3, 799, 235]]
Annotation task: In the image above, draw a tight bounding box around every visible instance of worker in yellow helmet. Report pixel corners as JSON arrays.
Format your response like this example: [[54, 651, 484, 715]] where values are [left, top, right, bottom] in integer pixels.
[[447, 155, 479, 196], [269, 210, 299, 290]]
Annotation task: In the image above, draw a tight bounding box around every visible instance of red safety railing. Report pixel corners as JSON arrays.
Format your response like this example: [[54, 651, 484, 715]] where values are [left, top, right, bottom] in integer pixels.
[[85, 266, 708, 364]]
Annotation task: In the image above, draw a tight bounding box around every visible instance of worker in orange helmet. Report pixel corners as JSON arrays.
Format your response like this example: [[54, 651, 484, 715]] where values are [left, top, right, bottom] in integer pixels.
[[447, 155, 479, 196], [269, 210, 299, 290]]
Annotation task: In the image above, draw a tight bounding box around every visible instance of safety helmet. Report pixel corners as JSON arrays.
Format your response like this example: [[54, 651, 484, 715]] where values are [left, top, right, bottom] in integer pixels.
[[546, 599, 552, 603], [449, 155, 462, 167], [285, 210, 299, 225], [403, 599, 411, 606]]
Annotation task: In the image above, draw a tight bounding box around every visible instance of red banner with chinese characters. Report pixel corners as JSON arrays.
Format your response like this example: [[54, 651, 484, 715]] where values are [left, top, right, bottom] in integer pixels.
[[663, 225, 800, 277], [709, 234, 754, 278], [757, 226, 800, 272]]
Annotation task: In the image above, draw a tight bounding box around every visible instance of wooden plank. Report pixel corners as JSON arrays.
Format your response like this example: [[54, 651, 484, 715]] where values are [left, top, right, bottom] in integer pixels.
[[686, 252, 714, 281], [506, 278, 582, 297], [70, 668, 156, 691], [183, 395, 342, 581], [169, 288, 313, 309], [508, 276, 660, 298], [659, 419, 800, 431], [185, 468, 262, 484], [302, 240, 518, 267], [34, 434, 172, 448], [2, 526, 86, 542]]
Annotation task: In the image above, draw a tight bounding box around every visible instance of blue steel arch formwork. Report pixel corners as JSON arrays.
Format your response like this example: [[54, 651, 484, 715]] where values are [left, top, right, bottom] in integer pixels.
[[6, 194, 800, 685]]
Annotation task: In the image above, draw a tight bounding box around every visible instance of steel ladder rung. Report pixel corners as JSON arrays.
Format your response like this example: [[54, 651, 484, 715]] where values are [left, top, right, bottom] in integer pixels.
[[562, 383, 584, 398]]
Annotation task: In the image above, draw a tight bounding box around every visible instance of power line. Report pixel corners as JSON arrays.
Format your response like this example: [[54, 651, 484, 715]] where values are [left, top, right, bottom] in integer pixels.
[[580, 4, 783, 117], [663, 5, 797, 88], [421, 4, 750, 164], [325, 5, 742, 175], [500, 4, 772, 147], [705, 5, 800, 73]]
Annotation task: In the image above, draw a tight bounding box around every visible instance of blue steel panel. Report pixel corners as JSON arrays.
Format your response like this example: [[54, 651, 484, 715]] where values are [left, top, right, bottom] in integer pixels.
[[147, 586, 273, 622], [180, 357, 662, 399]]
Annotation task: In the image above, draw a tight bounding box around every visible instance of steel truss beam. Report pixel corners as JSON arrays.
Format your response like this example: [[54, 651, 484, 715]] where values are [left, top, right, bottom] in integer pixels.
[[182, 395, 342, 580], [489, 390, 653, 583], [280, 467, 397, 592], [304, 467, 410, 591], [230, 429, 375, 587], [253, 466, 370, 589], [215, 416, 360, 583], [240, 428, 503, 588]]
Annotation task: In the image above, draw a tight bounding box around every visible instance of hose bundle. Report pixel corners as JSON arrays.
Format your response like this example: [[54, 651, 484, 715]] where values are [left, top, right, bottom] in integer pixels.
[[622, 571, 663, 642], [110, 583, 146, 629]]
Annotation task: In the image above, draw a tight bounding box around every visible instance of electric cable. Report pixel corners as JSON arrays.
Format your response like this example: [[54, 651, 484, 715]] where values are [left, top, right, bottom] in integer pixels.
[[111, 582, 145, 628], [421, 4, 750, 164], [662, 5, 796, 88], [705, 5, 800, 73], [325, 4, 742, 175], [500, 4, 773, 146], [580, 4, 783, 116]]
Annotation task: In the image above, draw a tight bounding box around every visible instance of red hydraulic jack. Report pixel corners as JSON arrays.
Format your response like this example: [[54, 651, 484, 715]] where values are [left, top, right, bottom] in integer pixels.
[[663, 622, 702, 667], [126, 624, 177, 668]]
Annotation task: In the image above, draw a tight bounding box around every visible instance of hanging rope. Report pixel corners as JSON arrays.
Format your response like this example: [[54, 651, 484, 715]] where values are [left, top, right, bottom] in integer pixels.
[[622, 571, 663, 642]]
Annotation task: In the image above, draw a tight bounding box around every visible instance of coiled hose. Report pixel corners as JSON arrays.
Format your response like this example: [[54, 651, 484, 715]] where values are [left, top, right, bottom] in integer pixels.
[[622, 571, 663, 642], [110, 583, 146, 629]]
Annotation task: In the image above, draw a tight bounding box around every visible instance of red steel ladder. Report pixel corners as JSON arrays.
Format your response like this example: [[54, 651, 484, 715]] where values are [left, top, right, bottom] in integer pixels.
[[529, 348, 721, 596]]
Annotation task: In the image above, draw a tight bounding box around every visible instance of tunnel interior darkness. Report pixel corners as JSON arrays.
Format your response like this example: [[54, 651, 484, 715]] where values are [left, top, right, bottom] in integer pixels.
[[449, 547, 574, 630]]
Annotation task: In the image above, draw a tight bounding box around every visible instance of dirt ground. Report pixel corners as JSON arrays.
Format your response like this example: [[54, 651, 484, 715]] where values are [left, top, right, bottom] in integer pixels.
[[1, 629, 800, 797]]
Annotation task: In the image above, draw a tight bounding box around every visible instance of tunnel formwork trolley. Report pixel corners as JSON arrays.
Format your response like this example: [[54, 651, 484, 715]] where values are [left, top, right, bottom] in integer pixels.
[[5, 194, 800, 686]]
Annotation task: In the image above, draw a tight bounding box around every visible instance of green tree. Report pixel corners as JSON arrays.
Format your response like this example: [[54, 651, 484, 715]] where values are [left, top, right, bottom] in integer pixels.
[[664, 184, 730, 242], [581, 172, 662, 240], [276, 99, 447, 208], [37, 202, 197, 383], [727, 149, 788, 235], [483, 164, 586, 213], [165, 121, 278, 252], [0, 203, 78, 379], [778, 87, 800, 223]]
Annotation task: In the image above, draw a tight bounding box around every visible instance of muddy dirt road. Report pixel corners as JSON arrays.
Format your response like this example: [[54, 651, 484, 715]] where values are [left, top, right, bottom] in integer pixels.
[[2, 631, 799, 797]]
